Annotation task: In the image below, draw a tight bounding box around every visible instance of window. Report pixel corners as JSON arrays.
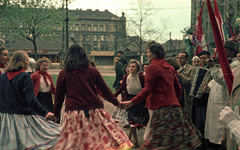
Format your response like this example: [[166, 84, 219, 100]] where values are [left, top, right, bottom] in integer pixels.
[[101, 35, 104, 41], [75, 34, 79, 41], [81, 24, 85, 31], [93, 44, 98, 51], [105, 25, 109, 31], [83, 44, 91, 52], [93, 25, 97, 31], [93, 35, 98, 41], [87, 24, 91, 31], [75, 24, 79, 31], [104, 35, 109, 41], [99, 25, 103, 31], [113, 25, 116, 32], [101, 44, 108, 51], [86, 35, 91, 41]]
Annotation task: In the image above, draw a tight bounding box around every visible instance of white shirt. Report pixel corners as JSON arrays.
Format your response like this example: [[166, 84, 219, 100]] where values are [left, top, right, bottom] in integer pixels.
[[126, 74, 142, 95], [39, 74, 51, 93]]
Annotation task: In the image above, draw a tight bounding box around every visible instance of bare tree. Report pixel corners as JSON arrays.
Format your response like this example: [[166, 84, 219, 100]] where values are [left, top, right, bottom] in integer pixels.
[[126, 0, 170, 60]]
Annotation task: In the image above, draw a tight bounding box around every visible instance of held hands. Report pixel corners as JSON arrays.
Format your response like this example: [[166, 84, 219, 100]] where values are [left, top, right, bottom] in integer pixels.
[[44, 112, 55, 121], [202, 82, 209, 93], [219, 106, 240, 126], [118, 101, 133, 109]]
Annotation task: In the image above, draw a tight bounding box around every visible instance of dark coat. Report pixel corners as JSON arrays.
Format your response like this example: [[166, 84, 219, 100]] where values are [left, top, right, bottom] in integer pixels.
[[113, 62, 124, 91]]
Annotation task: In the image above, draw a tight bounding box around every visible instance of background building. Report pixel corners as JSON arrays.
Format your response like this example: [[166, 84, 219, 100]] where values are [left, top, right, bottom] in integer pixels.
[[1, 9, 126, 66]]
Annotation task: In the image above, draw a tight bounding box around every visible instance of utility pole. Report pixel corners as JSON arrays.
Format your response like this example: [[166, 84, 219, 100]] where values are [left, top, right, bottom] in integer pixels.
[[61, 1, 65, 65], [169, 32, 171, 51]]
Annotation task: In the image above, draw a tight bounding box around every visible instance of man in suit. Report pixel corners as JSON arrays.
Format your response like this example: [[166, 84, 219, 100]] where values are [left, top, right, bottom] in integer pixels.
[[117, 51, 128, 74], [177, 51, 196, 117]]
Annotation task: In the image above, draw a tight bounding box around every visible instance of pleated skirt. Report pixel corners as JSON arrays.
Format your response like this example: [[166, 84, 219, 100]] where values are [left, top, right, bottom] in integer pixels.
[[0, 113, 62, 150]]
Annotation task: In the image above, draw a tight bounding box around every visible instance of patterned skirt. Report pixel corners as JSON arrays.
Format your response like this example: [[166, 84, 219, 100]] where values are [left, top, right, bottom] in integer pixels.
[[112, 107, 129, 126], [54, 109, 133, 150], [126, 94, 149, 127], [0, 113, 62, 150], [141, 106, 202, 150]]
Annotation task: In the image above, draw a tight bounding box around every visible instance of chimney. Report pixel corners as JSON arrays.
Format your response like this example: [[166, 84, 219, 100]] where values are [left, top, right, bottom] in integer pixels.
[[122, 12, 125, 17], [87, 9, 92, 11], [95, 9, 99, 12], [104, 9, 108, 12]]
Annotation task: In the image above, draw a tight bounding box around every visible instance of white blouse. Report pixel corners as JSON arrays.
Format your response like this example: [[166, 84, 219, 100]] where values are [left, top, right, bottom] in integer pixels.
[[39, 74, 51, 93], [126, 74, 142, 95]]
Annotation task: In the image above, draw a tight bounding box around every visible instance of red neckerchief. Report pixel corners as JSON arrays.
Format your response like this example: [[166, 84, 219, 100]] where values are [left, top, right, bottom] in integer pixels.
[[7, 69, 25, 80], [37, 70, 50, 86], [72, 67, 85, 74], [0, 63, 6, 68]]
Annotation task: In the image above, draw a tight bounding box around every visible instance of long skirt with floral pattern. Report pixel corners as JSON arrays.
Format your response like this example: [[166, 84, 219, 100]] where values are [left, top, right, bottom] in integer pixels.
[[53, 109, 133, 150], [141, 106, 202, 150], [0, 113, 62, 150]]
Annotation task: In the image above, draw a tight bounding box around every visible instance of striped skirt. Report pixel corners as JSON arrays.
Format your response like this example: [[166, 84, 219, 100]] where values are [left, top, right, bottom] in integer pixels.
[[54, 109, 133, 150], [141, 106, 202, 150]]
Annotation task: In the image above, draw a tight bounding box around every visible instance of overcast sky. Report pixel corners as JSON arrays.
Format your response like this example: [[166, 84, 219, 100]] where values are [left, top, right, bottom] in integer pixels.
[[68, 0, 191, 43]]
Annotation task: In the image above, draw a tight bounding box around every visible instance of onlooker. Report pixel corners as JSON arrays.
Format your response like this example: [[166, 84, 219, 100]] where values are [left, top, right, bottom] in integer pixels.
[[120, 41, 202, 149], [219, 41, 240, 150], [117, 50, 128, 74], [197, 51, 211, 68], [26, 52, 36, 75], [177, 51, 196, 117], [192, 56, 201, 67], [0, 51, 61, 149], [114, 59, 149, 148], [142, 62, 150, 75], [113, 57, 124, 91], [236, 53, 240, 61], [166, 58, 185, 107], [53, 44, 132, 149], [0, 47, 9, 74], [31, 57, 56, 116]]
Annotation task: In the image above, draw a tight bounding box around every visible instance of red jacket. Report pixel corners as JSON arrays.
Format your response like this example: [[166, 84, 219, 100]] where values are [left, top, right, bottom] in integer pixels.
[[54, 66, 119, 117], [114, 73, 145, 101], [131, 58, 181, 109], [31, 72, 56, 97]]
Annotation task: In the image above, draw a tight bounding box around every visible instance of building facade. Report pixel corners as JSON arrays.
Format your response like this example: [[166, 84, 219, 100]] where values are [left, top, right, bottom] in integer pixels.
[[62, 9, 126, 66], [191, 0, 240, 54], [1, 9, 126, 65]]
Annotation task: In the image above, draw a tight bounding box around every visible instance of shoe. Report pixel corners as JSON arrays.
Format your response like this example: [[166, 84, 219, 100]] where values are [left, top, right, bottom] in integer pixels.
[[132, 141, 139, 148]]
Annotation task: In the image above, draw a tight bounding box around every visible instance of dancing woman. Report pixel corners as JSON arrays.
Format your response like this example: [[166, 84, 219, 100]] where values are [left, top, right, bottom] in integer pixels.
[[53, 44, 132, 150], [31, 57, 56, 116], [120, 41, 202, 149], [115, 59, 149, 148], [0, 51, 61, 150]]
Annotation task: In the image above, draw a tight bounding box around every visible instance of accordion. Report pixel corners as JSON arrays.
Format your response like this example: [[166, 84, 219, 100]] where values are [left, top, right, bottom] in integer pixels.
[[190, 67, 211, 99]]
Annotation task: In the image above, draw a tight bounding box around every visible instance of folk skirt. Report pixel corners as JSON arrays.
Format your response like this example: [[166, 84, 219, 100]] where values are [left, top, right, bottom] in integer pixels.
[[54, 109, 133, 150], [0, 113, 62, 150], [126, 94, 149, 127], [37, 92, 54, 116], [141, 106, 202, 150]]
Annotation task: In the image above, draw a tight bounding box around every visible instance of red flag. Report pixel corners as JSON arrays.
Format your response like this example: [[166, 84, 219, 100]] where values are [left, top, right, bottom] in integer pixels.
[[213, 0, 226, 58], [195, 1, 205, 56], [206, 0, 234, 94]]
